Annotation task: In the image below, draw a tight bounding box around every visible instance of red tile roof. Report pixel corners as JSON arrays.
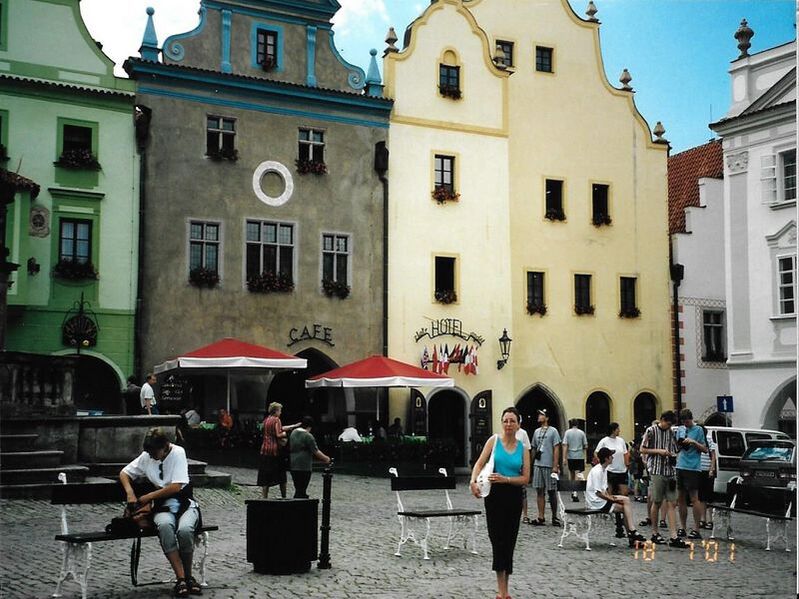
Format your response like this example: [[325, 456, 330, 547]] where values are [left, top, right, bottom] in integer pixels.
[[668, 139, 724, 234], [0, 168, 40, 201]]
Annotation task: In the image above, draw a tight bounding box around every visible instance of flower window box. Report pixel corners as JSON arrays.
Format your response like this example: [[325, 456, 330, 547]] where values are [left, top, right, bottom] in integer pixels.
[[574, 304, 595, 316], [247, 271, 294, 293], [526, 301, 547, 316], [206, 148, 238, 161], [545, 208, 566, 221], [439, 85, 462, 100], [322, 278, 350, 299], [619, 307, 641, 318], [295, 159, 327, 175], [189, 267, 219, 288], [53, 259, 98, 281], [55, 148, 101, 171], [592, 213, 612, 227], [435, 289, 457, 305], [432, 186, 460, 204]]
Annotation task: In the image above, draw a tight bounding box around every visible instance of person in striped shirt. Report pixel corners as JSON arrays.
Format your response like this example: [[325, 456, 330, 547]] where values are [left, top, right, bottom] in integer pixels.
[[640, 411, 688, 548]]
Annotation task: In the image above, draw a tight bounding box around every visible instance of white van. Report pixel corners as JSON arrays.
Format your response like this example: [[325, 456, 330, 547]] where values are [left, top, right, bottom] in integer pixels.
[[705, 426, 792, 495]]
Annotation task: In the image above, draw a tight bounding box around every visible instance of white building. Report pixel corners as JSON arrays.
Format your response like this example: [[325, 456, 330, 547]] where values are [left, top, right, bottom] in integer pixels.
[[708, 25, 796, 434]]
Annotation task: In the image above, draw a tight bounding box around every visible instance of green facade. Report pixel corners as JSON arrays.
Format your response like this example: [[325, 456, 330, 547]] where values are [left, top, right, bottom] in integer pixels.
[[0, 0, 139, 410]]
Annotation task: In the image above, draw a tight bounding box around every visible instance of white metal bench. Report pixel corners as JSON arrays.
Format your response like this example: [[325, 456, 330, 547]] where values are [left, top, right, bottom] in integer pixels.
[[556, 479, 621, 551], [389, 467, 480, 560]]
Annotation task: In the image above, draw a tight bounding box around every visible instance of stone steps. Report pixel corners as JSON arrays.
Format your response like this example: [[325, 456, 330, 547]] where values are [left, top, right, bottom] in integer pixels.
[[0, 434, 38, 452], [0, 464, 89, 486], [0, 450, 64, 469]]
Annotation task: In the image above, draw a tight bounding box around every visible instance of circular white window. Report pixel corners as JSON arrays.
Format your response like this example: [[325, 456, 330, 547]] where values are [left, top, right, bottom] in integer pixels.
[[252, 161, 294, 207]]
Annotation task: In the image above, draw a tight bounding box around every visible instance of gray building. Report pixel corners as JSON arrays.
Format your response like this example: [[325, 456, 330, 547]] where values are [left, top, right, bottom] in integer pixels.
[[125, 0, 392, 431]]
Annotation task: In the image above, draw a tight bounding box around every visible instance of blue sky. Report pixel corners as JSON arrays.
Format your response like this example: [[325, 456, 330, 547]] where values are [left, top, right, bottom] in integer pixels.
[[81, 0, 796, 152]]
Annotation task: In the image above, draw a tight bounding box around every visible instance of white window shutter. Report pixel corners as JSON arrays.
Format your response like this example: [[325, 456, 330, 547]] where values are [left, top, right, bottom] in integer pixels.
[[761, 154, 777, 205]]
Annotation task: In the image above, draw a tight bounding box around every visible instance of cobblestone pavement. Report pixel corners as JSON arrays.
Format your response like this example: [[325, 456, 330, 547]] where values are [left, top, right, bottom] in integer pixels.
[[0, 466, 795, 599]]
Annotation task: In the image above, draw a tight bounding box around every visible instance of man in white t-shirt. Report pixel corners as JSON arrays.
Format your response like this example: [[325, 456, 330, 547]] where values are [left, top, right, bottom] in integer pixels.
[[120, 429, 200, 596], [338, 426, 362, 442], [594, 422, 630, 537], [586, 447, 646, 547], [140, 373, 158, 415]]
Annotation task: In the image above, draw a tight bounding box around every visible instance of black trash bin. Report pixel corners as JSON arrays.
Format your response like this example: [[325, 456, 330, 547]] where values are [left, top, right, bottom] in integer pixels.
[[246, 499, 318, 574]]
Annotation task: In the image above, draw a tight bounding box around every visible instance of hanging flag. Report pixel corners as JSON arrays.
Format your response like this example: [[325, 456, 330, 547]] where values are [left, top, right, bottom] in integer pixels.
[[432, 345, 439, 374], [463, 345, 472, 375], [473, 346, 479, 375], [421, 346, 430, 370], [442, 344, 450, 374]]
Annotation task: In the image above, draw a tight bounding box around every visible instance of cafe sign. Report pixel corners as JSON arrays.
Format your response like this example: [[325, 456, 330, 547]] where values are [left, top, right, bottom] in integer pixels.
[[288, 323, 335, 347]]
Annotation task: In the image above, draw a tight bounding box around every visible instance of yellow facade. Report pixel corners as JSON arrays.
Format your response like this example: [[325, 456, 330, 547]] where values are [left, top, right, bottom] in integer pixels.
[[385, 0, 671, 465]]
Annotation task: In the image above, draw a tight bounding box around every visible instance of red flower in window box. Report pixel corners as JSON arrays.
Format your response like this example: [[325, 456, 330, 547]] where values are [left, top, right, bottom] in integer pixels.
[[322, 278, 350, 299], [295, 159, 327, 175], [431, 186, 460, 204], [189, 267, 219, 288], [439, 85, 462, 100], [247, 271, 294, 293], [55, 148, 101, 171], [526, 301, 547, 316], [53, 259, 98, 281]]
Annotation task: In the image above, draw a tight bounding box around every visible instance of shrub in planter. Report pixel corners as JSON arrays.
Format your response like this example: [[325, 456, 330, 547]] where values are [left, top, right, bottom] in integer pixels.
[[189, 267, 220, 288], [247, 270, 294, 293], [53, 259, 98, 281], [435, 289, 457, 305], [574, 304, 595, 315], [295, 159, 327, 175], [526, 301, 547, 316], [55, 148, 101, 170], [431, 186, 460, 204], [322, 278, 350, 299]]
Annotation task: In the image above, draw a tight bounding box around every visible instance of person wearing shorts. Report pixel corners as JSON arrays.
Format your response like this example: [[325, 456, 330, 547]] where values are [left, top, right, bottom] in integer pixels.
[[697, 426, 717, 529], [529, 409, 561, 526], [562, 419, 588, 502], [675, 409, 707, 539], [640, 411, 687, 548]]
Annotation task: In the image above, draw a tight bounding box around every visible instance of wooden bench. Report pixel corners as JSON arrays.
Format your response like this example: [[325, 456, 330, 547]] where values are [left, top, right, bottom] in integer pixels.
[[556, 479, 621, 551], [389, 467, 481, 560], [709, 479, 795, 551], [51, 473, 218, 599]]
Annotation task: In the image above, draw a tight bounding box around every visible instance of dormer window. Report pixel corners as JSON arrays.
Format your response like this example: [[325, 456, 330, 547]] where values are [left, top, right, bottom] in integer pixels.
[[257, 29, 278, 70], [439, 64, 461, 99]]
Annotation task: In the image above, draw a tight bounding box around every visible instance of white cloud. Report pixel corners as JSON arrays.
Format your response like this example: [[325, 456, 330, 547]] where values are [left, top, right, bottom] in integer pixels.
[[332, 0, 390, 36]]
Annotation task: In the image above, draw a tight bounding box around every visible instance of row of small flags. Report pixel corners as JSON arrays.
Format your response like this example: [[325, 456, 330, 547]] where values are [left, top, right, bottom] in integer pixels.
[[420, 344, 479, 375]]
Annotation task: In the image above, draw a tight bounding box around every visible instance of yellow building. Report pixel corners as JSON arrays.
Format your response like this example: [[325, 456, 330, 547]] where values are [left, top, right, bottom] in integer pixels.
[[385, 0, 671, 467]]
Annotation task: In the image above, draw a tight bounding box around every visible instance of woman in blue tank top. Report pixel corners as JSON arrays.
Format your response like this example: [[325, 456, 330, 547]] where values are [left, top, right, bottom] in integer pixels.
[[469, 407, 531, 599]]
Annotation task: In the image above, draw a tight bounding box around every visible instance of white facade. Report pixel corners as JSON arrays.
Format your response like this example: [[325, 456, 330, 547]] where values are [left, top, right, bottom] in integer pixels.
[[710, 38, 797, 432], [672, 172, 730, 422]]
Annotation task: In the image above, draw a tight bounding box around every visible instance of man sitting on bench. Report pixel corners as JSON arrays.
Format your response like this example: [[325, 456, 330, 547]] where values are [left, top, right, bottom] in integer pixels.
[[120, 428, 202, 597], [586, 447, 646, 548]]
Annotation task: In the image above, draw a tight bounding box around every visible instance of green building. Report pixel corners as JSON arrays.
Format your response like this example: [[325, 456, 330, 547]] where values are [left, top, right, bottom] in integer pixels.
[[1, 0, 139, 413]]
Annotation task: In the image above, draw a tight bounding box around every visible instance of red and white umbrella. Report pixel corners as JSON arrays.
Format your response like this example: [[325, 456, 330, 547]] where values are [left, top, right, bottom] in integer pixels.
[[305, 355, 453, 420], [155, 338, 307, 411]]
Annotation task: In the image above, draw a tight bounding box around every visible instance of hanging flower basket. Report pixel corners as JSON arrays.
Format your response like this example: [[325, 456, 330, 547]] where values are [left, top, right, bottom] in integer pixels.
[[247, 271, 294, 293], [431, 186, 460, 204], [189, 267, 220, 288], [206, 148, 238, 161], [526, 301, 547, 316], [55, 148, 101, 171], [322, 278, 350, 299], [53, 259, 98, 281], [574, 304, 595, 316], [545, 208, 566, 221], [435, 289, 457, 305], [592, 213, 612, 226], [439, 85, 462, 100], [295, 159, 327, 175], [619, 307, 641, 318]]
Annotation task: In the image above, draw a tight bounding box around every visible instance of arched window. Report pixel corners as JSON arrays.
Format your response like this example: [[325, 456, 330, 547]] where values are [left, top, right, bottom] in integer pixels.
[[633, 392, 658, 442]]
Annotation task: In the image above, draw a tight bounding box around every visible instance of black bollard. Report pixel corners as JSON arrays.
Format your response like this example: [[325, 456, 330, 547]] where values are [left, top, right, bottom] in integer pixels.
[[318, 461, 333, 569]]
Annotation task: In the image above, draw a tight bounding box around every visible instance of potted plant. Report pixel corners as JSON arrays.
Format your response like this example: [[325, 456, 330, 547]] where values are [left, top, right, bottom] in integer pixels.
[[439, 85, 461, 100], [295, 158, 327, 175], [189, 267, 220, 288], [431, 186, 460, 204], [55, 148, 101, 170], [53, 259, 98, 281], [247, 271, 294, 293], [526, 301, 547, 316], [592, 213, 612, 226], [434, 289, 457, 305], [619, 307, 641, 318], [545, 208, 566, 221], [574, 304, 595, 315], [322, 278, 350, 299]]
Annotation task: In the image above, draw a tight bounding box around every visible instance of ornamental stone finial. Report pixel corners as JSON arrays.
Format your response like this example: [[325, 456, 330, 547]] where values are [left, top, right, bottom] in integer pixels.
[[586, 1, 598, 22], [384, 27, 399, 54], [493, 45, 507, 69], [365, 49, 384, 97], [735, 19, 754, 59], [653, 121, 668, 143], [619, 68, 632, 91]]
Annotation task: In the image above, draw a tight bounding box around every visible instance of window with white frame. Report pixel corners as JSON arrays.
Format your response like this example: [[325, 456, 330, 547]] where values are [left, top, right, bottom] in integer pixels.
[[777, 254, 796, 315], [702, 310, 725, 362], [206, 116, 236, 159], [189, 221, 220, 273], [761, 149, 797, 205], [246, 220, 294, 281], [298, 128, 325, 163], [322, 233, 349, 284]]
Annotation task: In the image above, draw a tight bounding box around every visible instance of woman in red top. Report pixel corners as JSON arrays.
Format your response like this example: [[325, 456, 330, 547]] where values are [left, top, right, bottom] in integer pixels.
[[258, 402, 299, 498]]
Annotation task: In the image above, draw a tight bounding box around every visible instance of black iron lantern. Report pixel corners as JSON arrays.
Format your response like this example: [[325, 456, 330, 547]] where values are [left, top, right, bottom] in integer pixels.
[[497, 328, 512, 370]]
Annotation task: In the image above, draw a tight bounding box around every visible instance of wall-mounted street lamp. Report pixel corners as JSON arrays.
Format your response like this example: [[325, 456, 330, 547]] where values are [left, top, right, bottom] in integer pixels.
[[497, 328, 512, 370]]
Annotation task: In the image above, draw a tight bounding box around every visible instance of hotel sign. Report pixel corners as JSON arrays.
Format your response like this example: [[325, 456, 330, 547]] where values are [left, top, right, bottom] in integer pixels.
[[414, 318, 484, 346]]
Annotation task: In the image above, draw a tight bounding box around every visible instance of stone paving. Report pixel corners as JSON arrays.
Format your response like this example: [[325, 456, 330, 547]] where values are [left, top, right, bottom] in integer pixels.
[[0, 465, 795, 598]]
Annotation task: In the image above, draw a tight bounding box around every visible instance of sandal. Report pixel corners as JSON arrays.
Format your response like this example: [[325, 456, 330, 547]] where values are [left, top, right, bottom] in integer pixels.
[[529, 518, 546, 526], [173, 578, 189, 598], [522, 516, 532, 524], [187, 576, 202, 595]]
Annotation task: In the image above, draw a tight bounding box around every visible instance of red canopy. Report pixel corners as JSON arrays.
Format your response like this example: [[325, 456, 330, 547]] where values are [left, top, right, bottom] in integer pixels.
[[305, 355, 454, 389], [154, 338, 306, 373]]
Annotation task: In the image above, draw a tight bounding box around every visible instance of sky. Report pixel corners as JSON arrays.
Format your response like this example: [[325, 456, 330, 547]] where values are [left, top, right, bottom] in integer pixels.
[[79, 0, 796, 153]]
